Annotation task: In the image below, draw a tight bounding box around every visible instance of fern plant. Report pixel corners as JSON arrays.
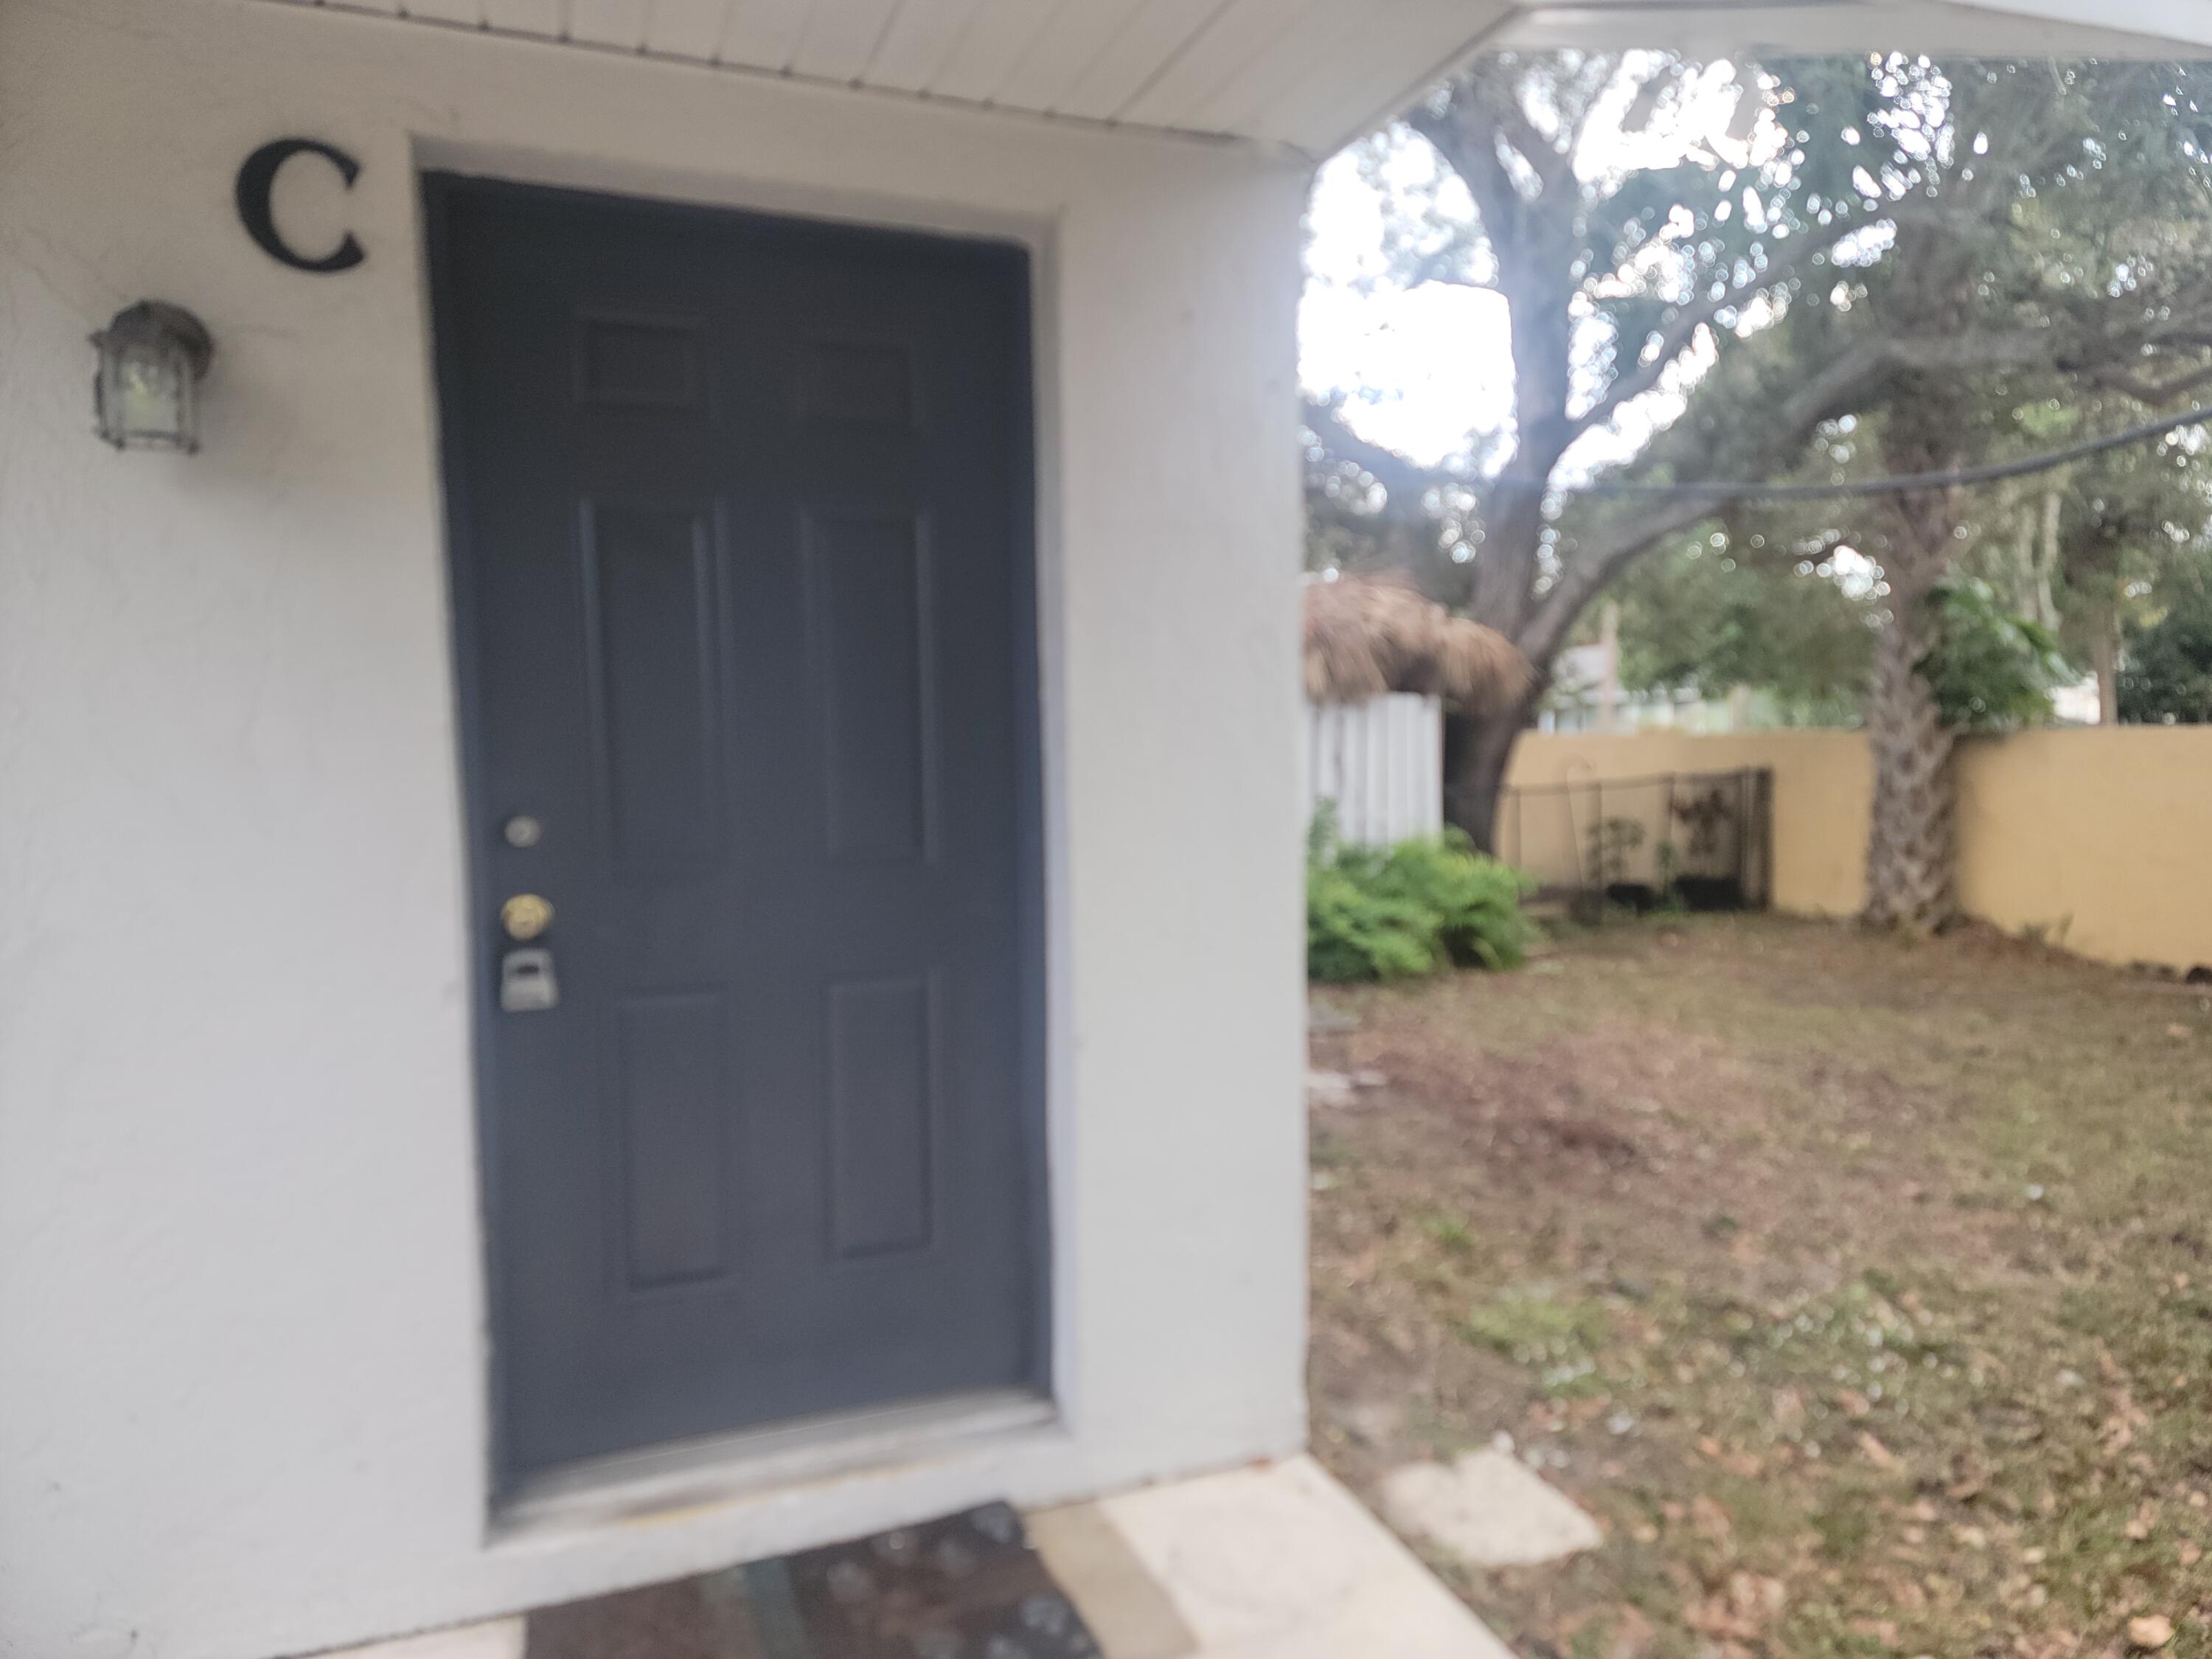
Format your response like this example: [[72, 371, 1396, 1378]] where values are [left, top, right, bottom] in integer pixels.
[[1307, 811, 1534, 981]]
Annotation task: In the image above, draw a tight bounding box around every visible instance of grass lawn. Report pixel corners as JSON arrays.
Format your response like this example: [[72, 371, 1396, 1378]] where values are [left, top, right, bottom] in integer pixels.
[[1307, 915, 2212, 1659]]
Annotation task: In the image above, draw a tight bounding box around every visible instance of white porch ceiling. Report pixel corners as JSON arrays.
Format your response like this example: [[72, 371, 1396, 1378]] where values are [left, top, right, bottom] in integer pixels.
[[1508, 0, 2212, 62], [262, 0, 1524, 156], [265, 0, 2212, 158]]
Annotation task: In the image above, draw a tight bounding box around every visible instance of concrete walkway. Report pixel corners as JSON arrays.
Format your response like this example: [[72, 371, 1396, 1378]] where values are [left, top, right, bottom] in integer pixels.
[[319, 1457, 1514, 1659]]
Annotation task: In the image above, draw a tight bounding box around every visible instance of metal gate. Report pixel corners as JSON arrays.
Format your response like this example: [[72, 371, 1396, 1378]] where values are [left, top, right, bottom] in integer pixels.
[[1500, 768, 1773, 920]]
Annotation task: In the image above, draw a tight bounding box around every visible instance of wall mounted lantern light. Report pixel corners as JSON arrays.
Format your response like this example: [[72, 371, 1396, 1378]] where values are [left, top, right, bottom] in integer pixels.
[[92, 301, 214, 453]]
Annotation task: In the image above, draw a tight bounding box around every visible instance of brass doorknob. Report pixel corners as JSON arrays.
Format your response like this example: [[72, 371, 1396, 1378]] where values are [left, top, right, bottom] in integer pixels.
[[500, 893, 554, 941]]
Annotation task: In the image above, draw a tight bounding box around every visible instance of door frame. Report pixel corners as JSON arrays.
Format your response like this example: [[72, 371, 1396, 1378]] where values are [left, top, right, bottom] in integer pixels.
[[418, 161, 1057, 1506]]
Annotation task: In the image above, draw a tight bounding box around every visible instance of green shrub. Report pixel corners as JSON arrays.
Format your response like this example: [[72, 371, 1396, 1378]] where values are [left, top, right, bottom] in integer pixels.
[[1306, 862, 1440, 982], [1306, 810, 1534, 981], [1919, 577, 2073, 729], [1368, 833, 1537, 970], [2118, 567, 2212, 724]]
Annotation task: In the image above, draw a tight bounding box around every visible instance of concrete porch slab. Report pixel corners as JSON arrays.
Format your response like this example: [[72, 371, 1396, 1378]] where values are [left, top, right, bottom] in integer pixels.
[[317, 1624, 525, 1659], [313, 1456, 1514, 1659]]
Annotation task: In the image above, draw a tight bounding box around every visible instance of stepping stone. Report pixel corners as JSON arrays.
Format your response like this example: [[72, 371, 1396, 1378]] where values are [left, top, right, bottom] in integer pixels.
[[1099, 1456, 1517, 1658], [1381, 1450, 1604, 1568], [1305, 1070, 1356, 1105]]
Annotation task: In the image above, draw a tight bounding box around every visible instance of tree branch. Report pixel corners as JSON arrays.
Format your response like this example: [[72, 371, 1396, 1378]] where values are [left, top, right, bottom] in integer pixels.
[[1571, 218, 1877, 442], [1302, 397, 1463, 509], [1517, 495, 1720, 664], [2089, 359, 2212, 404], [1492, 94, 1571, 199], [1517, 320, 2062, 662], [1406, 104, 1525, 254], [1572, 314, 1709, 440]]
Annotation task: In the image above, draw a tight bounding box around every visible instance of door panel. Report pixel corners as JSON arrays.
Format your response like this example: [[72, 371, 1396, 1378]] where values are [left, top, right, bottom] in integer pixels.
[[606, 990, 731, 1290], [824, 973, 938, 1259], [581, 501, 725, 873], [427, 175, 1043, 1486], [810, 508, 933, 863]]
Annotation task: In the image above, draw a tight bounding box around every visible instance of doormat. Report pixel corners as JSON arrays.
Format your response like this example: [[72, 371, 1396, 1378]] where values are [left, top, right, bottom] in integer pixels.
[[526, 1503, 1105, 1659]]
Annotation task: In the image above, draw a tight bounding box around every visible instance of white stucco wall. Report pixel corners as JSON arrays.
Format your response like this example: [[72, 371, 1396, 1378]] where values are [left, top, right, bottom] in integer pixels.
[[0, 5, 1310, 1656]]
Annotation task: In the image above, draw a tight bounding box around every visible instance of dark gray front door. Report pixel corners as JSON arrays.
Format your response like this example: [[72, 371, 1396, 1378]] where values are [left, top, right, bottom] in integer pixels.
[[426, 175, 1044, 1486]]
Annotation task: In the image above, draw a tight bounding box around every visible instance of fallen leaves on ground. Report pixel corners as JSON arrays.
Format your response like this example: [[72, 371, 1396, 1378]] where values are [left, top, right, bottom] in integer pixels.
[[1309, 917, 2212, 1659], [2129, 1613, 2176, 1651]]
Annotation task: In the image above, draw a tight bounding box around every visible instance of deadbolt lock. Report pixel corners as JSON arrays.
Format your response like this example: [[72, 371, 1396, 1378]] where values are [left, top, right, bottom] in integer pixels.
[[500, 892, 554, 941], [499, 947, 560, 1012]]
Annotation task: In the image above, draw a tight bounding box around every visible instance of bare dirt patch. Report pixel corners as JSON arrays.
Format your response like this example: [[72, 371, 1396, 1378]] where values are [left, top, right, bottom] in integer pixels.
[[1309, 916, 2212, 1658]]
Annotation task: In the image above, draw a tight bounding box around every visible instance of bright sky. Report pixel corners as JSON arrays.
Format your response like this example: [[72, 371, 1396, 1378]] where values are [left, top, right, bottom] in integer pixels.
[[1297, 65, 1970, 628], [1298, 147, 1514, 469], [1298, 60, 1763, 472]]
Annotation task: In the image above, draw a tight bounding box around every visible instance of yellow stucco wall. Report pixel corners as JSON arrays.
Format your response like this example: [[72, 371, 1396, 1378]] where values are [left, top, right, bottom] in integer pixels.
[[1506, 728, 2212, 973], [1952, 729, 2212, 971]]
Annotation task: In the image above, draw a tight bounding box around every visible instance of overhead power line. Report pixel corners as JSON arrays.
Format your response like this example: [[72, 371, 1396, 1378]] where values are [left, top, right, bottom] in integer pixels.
[[1579, 401, 2212, 502]]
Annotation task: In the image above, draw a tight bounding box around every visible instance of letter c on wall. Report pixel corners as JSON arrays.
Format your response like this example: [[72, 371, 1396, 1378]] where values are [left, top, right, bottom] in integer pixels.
[[236, 139, 366, 274]]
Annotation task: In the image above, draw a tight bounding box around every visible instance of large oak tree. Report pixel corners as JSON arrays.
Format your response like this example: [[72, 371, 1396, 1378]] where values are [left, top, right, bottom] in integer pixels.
[[1311, 52, 2212, 928]]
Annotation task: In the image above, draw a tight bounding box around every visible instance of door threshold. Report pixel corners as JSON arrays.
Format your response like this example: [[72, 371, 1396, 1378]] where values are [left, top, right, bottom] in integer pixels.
[[492, 1388, 1060, 1543]]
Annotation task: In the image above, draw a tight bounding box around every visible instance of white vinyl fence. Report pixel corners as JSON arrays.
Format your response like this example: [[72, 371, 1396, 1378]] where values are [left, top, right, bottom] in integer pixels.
[[1304, 694, 1444, 848]]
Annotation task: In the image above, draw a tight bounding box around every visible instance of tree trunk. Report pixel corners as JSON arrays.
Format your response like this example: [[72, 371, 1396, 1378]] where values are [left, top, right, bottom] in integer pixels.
[[1860, 397, 1969, 933], [2093, 613, 2119, 726], [1444, 691, 1537, 855], [1861, 605, 1957, 933], [2034, 487, 2062, 631]]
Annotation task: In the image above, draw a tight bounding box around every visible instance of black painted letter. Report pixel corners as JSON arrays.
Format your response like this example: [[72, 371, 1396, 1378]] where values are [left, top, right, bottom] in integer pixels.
[[236, 139, 365, 274]]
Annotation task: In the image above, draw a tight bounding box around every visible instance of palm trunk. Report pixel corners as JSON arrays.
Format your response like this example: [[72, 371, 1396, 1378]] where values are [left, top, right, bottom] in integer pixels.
[[1860, 400, 1969, 933], [1862, 604, 1957, 932]]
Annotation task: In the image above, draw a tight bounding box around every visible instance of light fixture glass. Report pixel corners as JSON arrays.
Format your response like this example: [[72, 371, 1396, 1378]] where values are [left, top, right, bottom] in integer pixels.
[[92, 302, 213, 453]]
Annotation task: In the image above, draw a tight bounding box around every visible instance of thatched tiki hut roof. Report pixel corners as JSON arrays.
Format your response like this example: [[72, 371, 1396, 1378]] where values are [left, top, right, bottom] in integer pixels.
[[1302, 573, 1530, 713]]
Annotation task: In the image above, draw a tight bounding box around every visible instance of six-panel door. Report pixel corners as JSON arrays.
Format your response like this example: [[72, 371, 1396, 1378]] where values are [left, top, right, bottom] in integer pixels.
[[428, 175, 1044, 1484]]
